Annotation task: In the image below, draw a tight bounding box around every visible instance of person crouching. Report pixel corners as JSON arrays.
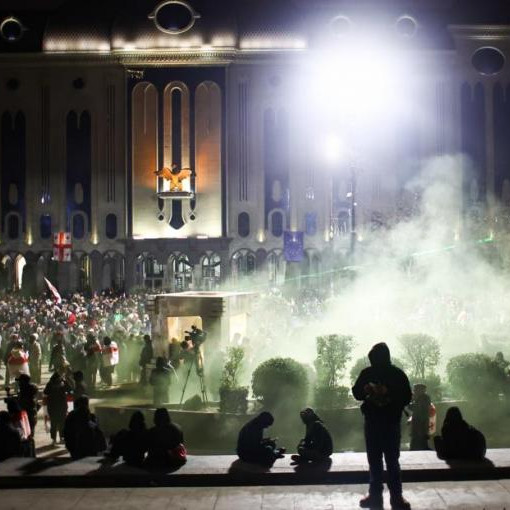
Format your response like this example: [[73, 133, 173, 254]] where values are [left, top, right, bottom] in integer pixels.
[[291, 407, 333, 464]]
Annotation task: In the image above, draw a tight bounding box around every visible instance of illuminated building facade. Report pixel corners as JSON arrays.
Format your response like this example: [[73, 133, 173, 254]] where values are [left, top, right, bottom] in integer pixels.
[[0, 0, 509, 292]]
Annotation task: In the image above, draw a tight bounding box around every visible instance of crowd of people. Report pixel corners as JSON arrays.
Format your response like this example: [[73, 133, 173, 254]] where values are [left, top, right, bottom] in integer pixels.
[[0, 290, 491, 510]]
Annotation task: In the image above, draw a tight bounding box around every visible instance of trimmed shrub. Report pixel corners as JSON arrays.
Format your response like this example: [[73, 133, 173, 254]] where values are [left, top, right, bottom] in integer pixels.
[[252, 357, 309, 410]]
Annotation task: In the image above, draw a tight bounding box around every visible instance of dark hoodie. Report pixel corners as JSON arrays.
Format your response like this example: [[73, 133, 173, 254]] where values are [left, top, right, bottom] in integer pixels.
[[352, 343, 412, 423]]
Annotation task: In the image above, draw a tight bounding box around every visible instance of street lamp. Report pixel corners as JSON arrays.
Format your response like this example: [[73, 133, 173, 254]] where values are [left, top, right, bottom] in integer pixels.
[[304, 38, 406, 255]]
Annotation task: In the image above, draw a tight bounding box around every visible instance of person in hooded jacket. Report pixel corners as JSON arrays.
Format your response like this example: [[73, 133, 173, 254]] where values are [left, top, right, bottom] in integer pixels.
[[110, 410, 149, 467], [352, 342, 412, 510], [236, 411, 285, 467], [291, 407, 333, 464], [434, 406, 486, 461]]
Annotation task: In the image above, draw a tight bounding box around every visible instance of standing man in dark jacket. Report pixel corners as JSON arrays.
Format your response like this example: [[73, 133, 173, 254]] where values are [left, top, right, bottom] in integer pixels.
[[352, 343, 412, 510]]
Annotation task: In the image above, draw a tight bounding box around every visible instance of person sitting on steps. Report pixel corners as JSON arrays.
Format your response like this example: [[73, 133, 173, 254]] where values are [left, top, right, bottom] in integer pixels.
[[291, 407, 333, 464], [237, 411, 285, 467]]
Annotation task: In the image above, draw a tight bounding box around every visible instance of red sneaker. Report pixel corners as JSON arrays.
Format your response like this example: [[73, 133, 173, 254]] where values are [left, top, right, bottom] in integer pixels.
[[359, 494, 383, 509]]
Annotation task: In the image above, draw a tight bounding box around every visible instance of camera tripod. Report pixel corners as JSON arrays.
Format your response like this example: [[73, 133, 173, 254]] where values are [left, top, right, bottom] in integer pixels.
[[179, 346, 209, 407]]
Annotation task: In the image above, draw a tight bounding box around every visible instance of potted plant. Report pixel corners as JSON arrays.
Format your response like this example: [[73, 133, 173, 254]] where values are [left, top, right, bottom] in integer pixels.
[[219, 347, 248, 413]]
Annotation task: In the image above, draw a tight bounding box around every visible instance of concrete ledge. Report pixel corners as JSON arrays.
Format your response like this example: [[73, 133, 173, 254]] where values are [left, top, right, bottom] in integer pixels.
[[0, 449, 509, 489]]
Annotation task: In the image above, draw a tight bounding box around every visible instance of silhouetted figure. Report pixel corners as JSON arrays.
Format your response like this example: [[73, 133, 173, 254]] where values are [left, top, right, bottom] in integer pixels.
[[291, 407, 333, 464], [139, 335, 153, 385], [352, 342, 412, 510], [434, 406, 486, 461], [237, 411, 285, 467], [28, 334, 42, 385], [85, 333, 102, 390], [17, 374, 39, 438], [146, 408, 186, 468], [150, 357, 171, 405], [110, 411, 148, 467], [64, 395, 106, 460], [72, 370, 88, 402], [6, 397, 33, 456], [0, 411, 22, 461], [101, 336, 119, 387], [409, 384, 431, 451], [44, 372, 71, 446]]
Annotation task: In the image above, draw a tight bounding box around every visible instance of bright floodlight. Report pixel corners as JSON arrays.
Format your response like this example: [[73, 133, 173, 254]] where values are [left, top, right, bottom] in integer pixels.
[[307, 40, 404, 124], [322, 133, 345, 165]]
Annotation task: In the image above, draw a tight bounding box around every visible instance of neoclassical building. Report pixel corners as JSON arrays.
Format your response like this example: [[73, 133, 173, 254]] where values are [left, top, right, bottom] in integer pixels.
[[0, 0, 509, 293]]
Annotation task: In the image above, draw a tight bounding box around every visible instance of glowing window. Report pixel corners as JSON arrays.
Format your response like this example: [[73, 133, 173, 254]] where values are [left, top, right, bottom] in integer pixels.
[[472, 47, 505, 76], [395, 16, 417, 38], [330, 16, 353, 37], [0, 17, 23, 43], [149, 1, 200, 35]]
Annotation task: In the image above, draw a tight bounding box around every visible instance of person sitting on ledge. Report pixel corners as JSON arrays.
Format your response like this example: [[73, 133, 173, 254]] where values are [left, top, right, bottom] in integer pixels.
[[291, 407, 333, 464], [0, 411, 22, 461], [146, 408, 186, 468], [237, 411, 285, 467], [64, 395, 106, 460], [434, 406, 486, 461], [109, 410, 149, 467]]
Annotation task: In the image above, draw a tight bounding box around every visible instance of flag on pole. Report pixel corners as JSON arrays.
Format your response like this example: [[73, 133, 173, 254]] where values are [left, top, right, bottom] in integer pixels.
[[44, 277, 62, 304], [53, 232, 72, 262]]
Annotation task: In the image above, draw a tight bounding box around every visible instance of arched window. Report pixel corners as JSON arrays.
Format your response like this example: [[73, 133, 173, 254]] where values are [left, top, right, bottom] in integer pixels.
[[201, 253, 221, 290], [267, 250, 285, 286], [136, 253, 164, 290], [72, 213, 85, 239], [238, 212, 250, 237], [40, 214, 52, 239], [172, 254, 192, 291], [7, 214, 20, 239], [105, 213, 117, 239], [231, 250, 256, 280], [271, 211, 283, 237]]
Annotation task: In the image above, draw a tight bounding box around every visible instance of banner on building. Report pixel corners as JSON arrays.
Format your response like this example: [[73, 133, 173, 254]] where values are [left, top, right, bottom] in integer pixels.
[[283, 231, 304, 262], [53, 232, 72, 262]]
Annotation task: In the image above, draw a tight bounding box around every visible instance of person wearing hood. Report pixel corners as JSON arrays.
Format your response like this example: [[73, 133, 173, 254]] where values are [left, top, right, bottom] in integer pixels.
[[291, 407, 333, 464], [352, 342, 412, 510], [236, 411, 285, 467], [434, 406, 486, 461]]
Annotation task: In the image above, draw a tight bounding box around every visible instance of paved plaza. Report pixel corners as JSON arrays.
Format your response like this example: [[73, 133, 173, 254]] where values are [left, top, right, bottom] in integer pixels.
[[2, 481, 510, 510]]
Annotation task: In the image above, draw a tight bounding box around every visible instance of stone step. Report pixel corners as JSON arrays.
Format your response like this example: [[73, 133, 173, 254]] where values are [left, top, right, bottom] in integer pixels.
[[0, 449, 509, 489]]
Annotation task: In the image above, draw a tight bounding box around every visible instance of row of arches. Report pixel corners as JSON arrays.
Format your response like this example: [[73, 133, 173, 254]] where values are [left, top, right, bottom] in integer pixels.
[[0, 249, 324, 294]]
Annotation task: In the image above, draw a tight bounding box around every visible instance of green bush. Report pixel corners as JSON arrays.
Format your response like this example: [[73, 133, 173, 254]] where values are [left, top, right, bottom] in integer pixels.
[[220, 347, 245, 390], [219, 347, 248, 413], [447, 353, 507, 400], [252, 357, 309, 410]]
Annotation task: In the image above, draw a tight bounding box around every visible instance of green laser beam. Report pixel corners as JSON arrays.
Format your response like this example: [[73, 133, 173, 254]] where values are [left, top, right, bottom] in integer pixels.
[[227, 236, 495, 292]]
